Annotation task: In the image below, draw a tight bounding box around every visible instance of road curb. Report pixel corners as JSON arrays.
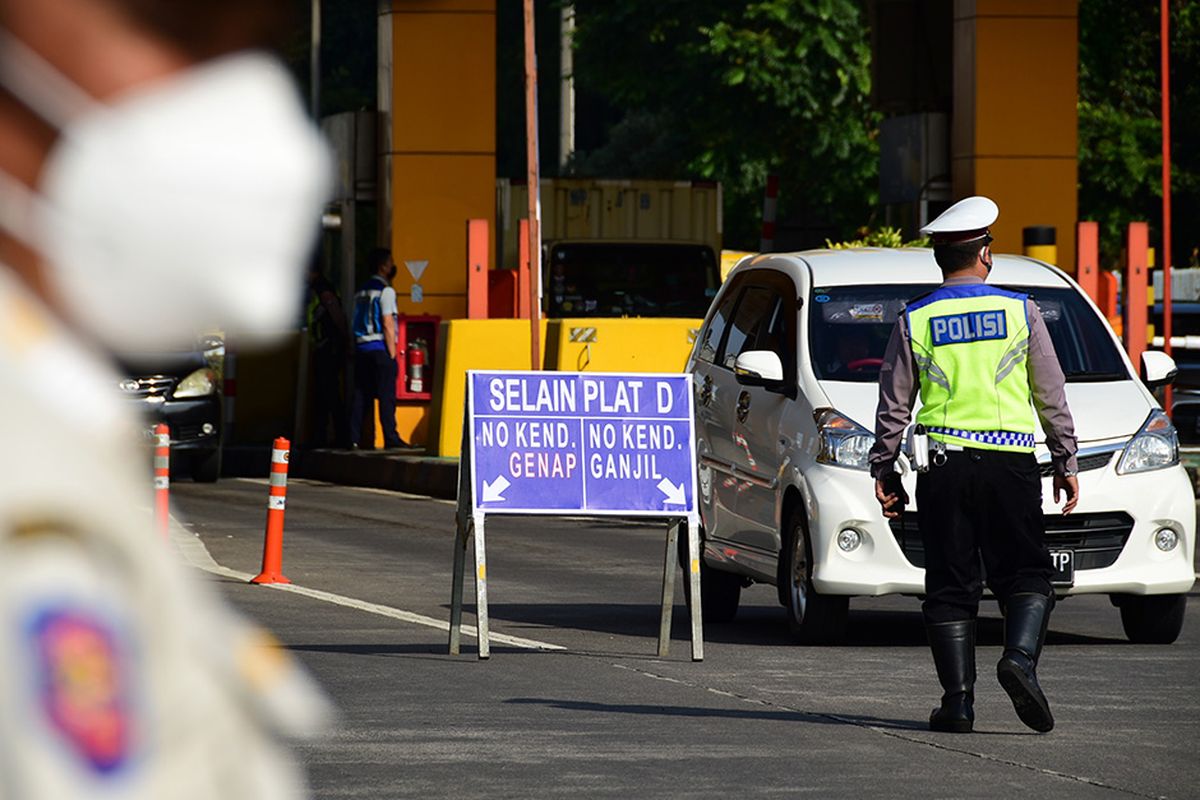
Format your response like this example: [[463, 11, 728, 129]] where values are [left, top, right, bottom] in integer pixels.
[[222, 445, 458, 499]]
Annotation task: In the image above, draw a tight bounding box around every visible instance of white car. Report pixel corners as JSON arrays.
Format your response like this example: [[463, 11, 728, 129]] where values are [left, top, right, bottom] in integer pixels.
[[687, 248, 1195, 644]]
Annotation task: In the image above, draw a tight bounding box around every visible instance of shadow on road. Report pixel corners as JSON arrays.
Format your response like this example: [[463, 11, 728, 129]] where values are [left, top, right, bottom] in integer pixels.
[[504, 698, 1044, 736], [465, 603, 1129, 648], [285, 642, 542, 659], [505, 697, 924, 730]]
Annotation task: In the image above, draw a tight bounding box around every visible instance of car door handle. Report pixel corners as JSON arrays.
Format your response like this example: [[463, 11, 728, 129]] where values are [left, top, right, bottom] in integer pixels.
[[736, 390, 751, 423]]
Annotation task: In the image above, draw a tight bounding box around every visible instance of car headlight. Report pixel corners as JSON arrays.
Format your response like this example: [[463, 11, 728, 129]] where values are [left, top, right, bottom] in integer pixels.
[[814, 408, 875, 471], [174, 368, 217, 399], [1116, 409, 1179, 475]]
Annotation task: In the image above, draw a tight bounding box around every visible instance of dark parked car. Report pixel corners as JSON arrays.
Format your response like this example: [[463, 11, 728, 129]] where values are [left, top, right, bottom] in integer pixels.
[[118, 335, 225, 482]]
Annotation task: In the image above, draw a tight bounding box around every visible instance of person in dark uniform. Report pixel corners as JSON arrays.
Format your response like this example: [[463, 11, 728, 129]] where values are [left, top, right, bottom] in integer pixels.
[[306, 265, 351, 447], [868, 196, 1080, 734]]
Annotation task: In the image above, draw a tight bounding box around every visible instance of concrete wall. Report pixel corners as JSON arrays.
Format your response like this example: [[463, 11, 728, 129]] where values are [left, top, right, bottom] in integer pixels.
[[379, 0, 497, 319], [952, 0, 1078, 271]]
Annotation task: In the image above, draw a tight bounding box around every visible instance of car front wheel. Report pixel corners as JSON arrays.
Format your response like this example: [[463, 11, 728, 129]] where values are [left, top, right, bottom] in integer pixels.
[[784, 509, 848, 644], [1114, 593, 1187, 644], [191, 447, 222, 483]]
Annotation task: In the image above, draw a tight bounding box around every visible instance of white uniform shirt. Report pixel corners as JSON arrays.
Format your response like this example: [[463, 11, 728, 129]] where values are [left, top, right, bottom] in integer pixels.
[[0, 269, 329, 799]]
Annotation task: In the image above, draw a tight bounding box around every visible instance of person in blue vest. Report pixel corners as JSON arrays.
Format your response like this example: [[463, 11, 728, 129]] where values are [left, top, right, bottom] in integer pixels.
[[869, 197, 1080, 734], [350, 248, 409, 450]]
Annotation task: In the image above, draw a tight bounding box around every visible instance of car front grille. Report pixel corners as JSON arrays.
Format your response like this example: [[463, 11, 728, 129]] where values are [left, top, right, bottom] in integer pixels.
[[887, 511, 1134, 571], [172, 423, 210, 441], [1037, 450, 1115, 477]]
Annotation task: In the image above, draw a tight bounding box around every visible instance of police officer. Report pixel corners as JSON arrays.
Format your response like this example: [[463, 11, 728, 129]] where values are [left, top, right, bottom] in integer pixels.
[[0, 1, 332, 796], [868, 196, 1080, 734]]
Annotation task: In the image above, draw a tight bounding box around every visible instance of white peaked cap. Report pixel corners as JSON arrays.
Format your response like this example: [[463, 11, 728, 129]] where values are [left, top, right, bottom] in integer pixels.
[[920, 196, 999, 243]]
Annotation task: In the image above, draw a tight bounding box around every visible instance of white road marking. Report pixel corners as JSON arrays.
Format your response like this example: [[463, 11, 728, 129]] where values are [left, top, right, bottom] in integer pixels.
[[169, 515, 563, 652]]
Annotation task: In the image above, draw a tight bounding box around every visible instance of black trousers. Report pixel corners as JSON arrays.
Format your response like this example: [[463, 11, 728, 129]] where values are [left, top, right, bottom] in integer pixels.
[[311, 345, 349, 448], [349, 349, 402, 448], [916, 448, 1054, 624]]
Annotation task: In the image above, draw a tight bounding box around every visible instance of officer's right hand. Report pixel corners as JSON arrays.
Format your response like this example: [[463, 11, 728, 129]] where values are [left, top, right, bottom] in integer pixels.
[[874, 476, 908, 519], [1053, 474, 1079, 514]]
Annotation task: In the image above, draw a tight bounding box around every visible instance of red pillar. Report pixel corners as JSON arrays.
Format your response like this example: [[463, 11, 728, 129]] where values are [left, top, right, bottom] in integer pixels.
[[517, 218, 530, 320], [1124, 222, 1149, 368], [466, 219, 489, 320], [1075, 222, 1100, 303]]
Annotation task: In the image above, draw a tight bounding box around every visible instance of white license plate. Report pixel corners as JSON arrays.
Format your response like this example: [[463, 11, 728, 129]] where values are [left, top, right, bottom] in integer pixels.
[[1050, 550, 1074, 586]]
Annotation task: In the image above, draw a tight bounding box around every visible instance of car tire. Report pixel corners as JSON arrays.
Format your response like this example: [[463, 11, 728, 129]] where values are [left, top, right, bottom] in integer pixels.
[[697, 563, 742, 623], [678, 531, 742, 623], [191, 447, 222, 483], [1115, 593, 1187, 644], [783, 509, 848, 644]]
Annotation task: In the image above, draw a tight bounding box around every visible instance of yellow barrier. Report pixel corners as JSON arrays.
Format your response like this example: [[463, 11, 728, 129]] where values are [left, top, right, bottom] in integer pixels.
[[429, 319, 549, 457], [429, 317, 701, 456], [547, 318, 698, 373], [720, 249, 756, 281]]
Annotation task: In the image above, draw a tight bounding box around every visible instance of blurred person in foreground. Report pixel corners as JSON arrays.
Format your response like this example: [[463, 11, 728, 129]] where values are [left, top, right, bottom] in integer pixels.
[[0, 0, 332, 797]]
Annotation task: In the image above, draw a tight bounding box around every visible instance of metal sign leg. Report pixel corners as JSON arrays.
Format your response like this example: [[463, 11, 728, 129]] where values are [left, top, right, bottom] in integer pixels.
[[472, 509, 490, 660], [686, 514, 704, 662], [448, 512, 470, 655], [657, 519, 681, 657]]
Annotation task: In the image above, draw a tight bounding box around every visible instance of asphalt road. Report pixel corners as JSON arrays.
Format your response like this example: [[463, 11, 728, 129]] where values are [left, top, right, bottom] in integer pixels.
[[171, 478, 1200, 800]]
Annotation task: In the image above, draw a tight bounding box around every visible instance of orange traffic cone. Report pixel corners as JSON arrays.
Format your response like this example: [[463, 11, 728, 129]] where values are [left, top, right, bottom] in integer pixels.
[[251, 438, 292, 585]]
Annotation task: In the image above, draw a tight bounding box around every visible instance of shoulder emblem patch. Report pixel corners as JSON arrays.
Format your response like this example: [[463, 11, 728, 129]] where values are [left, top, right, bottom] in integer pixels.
[[28, 608, 132, 775]]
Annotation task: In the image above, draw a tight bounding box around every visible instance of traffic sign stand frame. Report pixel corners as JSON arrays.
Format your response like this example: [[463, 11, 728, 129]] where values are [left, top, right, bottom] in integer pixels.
[[447, 371, 704, 661]]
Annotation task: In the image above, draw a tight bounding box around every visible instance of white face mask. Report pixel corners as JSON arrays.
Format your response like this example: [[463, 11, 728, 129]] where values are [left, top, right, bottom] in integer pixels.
[[0, 32, 331, 354]]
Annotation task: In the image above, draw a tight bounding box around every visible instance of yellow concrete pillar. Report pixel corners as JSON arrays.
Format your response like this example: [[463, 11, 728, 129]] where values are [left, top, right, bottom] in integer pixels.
[[379, 0, 497, 319], [952, 1, 1078, 271]]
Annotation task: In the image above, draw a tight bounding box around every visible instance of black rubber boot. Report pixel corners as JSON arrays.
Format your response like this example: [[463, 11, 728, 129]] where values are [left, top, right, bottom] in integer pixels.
[[926, 619, 976, 733], [997, 592, 1055, 732]]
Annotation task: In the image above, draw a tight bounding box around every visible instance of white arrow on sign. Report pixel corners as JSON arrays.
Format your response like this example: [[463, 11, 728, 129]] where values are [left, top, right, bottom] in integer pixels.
[[657, 477, 686, 506], [482, 475, 511, 503], [405, 259, 429, 282]]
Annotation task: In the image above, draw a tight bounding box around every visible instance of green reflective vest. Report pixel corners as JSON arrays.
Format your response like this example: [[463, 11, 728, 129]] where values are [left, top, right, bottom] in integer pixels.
[[906, 284, 1036, 453]]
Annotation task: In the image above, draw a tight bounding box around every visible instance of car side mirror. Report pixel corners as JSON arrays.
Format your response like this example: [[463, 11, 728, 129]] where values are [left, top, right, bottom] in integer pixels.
[[734, 350, 785, 389], [1141, 350, 1178, 389]]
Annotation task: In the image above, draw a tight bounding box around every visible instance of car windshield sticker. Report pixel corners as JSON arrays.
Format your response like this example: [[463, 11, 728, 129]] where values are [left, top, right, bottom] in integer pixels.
[[28, 607, 133, 775], [849, 303, 885, 322], [814, 294, 830, 303], [820, 298, 907, 324], [930, 310, 1007, 346]]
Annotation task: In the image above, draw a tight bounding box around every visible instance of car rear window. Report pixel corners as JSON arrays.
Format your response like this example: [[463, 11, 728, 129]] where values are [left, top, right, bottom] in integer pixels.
[[808, 283, 1129, 383]]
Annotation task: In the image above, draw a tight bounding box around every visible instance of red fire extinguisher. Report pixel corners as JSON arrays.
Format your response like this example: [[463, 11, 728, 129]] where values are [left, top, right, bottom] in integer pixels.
[[407, 339, 426, 393]]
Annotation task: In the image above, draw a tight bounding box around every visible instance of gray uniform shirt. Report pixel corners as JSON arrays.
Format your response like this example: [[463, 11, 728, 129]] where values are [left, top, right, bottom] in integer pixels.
[[868, 275, 1079, 479]]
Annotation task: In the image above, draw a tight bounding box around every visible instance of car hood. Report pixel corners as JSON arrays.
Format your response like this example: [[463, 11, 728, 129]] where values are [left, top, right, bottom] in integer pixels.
[[118, 350, 209, 378], [818, 379, 1152, 444]]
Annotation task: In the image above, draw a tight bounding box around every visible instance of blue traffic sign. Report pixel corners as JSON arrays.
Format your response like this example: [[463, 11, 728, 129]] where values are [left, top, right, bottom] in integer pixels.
[[467, 371, 697, 515]]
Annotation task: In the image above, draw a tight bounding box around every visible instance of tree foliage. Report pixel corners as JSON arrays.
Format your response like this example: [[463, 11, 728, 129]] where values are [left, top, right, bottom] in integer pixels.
[[825, 226, 928, 249], [569, 0, 879, 249], [1079, 0, 1200, 268]]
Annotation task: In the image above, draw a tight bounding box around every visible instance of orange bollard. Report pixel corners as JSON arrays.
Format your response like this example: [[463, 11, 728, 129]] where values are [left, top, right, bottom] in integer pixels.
[[251, 437, 292, 585], [154, 423, 170, 540]]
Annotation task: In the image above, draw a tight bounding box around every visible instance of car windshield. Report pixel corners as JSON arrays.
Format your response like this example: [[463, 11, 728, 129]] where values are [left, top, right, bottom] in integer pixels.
[[546, 243, 720, 318], [808, 283, 1129, 383]]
